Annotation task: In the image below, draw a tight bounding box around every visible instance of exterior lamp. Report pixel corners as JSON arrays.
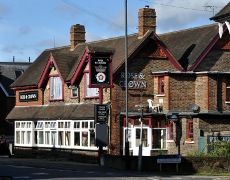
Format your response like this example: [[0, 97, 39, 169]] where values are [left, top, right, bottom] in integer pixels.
[[170, 113, 180, 126], [170, 113, 181, 155]]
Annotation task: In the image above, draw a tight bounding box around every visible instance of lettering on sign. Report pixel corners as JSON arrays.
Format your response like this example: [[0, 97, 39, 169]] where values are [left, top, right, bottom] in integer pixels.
[[95, 104, 108, 124], [119, 72, 147, 89], [157, 154, 181, 164], [19, 91, 38, 102]]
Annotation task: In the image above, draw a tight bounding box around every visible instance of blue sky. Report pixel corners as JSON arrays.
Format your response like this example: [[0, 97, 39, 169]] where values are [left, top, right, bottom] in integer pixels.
[[0, 0, 229, 62]]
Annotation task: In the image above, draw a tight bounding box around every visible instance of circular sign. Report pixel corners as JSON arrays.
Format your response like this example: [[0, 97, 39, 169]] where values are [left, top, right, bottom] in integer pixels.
[[96, 72, 106, 82]]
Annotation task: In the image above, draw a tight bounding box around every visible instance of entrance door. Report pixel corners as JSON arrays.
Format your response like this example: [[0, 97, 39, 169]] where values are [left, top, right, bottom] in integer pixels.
[[133, 127, 151, 156]]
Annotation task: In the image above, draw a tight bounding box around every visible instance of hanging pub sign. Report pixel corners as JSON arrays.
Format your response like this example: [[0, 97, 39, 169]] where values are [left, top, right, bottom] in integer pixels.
[[89, 53, 113, 88], [19, 91, 38, 102]]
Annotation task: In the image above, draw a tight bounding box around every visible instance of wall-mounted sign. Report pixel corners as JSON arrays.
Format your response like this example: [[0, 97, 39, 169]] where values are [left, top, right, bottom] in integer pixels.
[[119, 72, 147, 89], [95, 104, 108, 124], [19, 91, 38, 102]]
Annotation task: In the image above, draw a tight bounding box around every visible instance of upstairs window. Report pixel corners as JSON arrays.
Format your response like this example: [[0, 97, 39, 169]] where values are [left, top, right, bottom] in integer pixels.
[[50, 76, 63, 100], [15, 69, 24, 79], [187, 119, 193, 140], [158, 76, 165, 94], [85, 72, 99, 98], [71, 86, 78, 98]]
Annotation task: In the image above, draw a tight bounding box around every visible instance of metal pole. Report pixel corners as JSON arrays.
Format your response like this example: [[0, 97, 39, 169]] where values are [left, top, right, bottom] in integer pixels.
[[138, 106, 143, 172], [124, 0, 129, 170]]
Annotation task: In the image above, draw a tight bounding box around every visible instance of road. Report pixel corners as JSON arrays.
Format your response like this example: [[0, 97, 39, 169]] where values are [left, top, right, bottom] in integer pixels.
[[0, 157, 229, 180]]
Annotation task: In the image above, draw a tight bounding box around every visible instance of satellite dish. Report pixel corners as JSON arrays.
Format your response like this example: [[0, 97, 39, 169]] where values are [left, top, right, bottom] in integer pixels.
[[188, 104, 200, 113]]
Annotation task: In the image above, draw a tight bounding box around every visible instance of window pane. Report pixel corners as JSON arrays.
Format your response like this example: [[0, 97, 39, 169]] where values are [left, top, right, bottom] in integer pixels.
[[34, 131, 37, 144], [21, 131, 25, 144], [27, 131, 31, 144], [82, 132, 88, 147], [85, 73, 99, 97], [16, 131, 20, 144], [38, 131, 44, 144], [45, 131, 50, 145], [152, 129, 166, 149], [16, 122, 20, 128], [74, 132, 80, 146], [51, 131, 56, 146], [58, 131, 64, 145], [90, 130, 95, 147], [82, 122, 88, 128], [74, 122, 80, 129], [90, 121, 94, 129], [65, 131, 71, 146], [27, 122, 31, 128], [50, 76, 62, 100]]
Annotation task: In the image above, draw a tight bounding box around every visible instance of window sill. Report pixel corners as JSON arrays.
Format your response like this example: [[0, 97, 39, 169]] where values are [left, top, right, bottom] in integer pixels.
[[84, 97, 99, 99], [185, 140, 194, 144], [156, 94, 165, 97], [167, 140, 174, 143]]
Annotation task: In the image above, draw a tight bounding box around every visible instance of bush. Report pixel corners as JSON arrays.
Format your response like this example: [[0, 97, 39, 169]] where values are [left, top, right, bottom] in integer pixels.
[[209, 141, 230, 156], [188, 141, 230, 157]]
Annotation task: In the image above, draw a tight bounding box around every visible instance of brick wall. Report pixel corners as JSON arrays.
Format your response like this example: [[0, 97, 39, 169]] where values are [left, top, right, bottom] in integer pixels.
[[195, 76, 208, 111], [169, 75, 195, 111]]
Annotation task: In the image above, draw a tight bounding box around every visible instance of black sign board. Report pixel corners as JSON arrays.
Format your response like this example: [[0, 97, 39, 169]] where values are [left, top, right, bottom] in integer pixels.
[[19, 91, 38, 102], [95, 104, 108, 124], [95, 124, 108, 147], [90, 57, 111, 85]]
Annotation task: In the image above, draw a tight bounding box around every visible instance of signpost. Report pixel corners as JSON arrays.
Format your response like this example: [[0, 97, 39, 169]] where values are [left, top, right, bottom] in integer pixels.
[[89, 52, 113, 167], [157, 154, 181, 172]]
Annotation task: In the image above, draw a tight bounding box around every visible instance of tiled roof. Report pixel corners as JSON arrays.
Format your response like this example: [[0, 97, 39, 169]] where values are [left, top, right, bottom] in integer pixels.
[[0, 62, 31, 95], [11, 23, 219, 87], [11, 31, 152, 87], [6, 104, 95, 121], [210, 2, 230, 22], [159, 24, 218, 70]]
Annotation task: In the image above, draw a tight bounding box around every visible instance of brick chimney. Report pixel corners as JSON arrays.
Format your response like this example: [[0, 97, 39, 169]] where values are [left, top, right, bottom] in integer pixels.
[[138, 6, 156, 38], [70, 24, 86, 51]]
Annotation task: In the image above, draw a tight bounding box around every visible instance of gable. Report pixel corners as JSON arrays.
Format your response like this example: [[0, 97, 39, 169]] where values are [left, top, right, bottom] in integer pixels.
[[214, 31, 230, 50], [138, 40, 167, 59], [38, 54, 64, 88]]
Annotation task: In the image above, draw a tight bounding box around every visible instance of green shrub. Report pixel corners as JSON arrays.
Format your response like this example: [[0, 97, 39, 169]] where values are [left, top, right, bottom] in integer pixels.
[[188, 140, 230, 157]]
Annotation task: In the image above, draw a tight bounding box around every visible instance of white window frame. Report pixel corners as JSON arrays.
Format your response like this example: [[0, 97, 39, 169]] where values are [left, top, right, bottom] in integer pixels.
[[85, 73, 99, 98], [73, 120, 96, 148], [50, 76, 63, 100], [15, 121, 33, 146], [15, 120, 97, 150]]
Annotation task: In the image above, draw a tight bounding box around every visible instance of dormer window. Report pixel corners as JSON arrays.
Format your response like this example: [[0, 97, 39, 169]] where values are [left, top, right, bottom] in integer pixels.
[[15, 69, 24, 79], [50, 76, 63, 100]]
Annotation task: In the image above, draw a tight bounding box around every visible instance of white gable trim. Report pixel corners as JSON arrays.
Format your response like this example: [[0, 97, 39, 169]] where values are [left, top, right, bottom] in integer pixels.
[[0, 83, 15, 97]]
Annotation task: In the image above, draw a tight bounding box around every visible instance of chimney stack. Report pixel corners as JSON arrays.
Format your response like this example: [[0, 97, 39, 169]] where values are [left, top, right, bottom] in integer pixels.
[[70, 24, 86, 51], [138, 6, 156, 38]]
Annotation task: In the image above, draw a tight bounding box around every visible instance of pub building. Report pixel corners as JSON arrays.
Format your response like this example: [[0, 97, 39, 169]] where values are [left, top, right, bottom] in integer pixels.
[[6, 4, 230, 158]]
